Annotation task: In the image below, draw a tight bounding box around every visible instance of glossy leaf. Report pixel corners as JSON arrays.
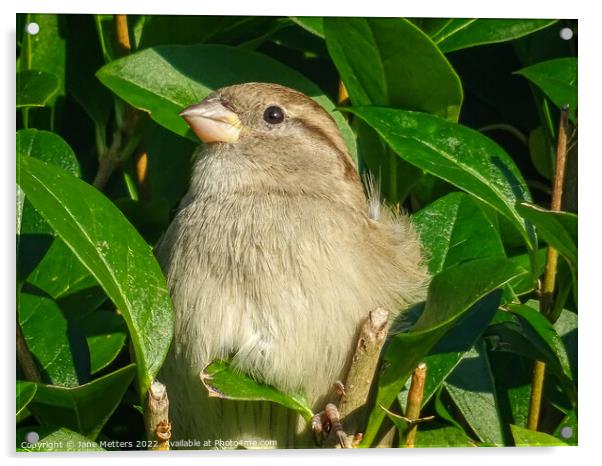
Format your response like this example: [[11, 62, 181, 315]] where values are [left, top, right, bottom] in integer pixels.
[[16, 381, 37, 418], [346, 106, 536, 251], [16, 129, 79, 176], [77, 310, 127, 374], [16, 129, 85, 288], [489, 351, 532, 430], [434, 19, 558, 53], [516, 202, 577, 265], [25, 240, 107, 316], [529, 125, 553, 180], [96, 44, 357, 159], [201, 360, 313, 421], [324, 17, 463, 121], [486, 309, 576, 404], [19, 14, 66, 101], [512, 302, 573, 381], [398, 291, 501, 410], [415, 423, 477, 447], [362, 258, 526, 446], [516, 58, 577, 123], [18, 291, 90, 386], [412, 192, 505, 275], [290, 17, 324, 38], [510, 424, 567, 446], [16, 70, 60, 108], [17, 426, 104, 452], [28, 364, 136, 439], [17, 156, 173, 399], [553, 409, 577, 446], [553, 309, 578, 380], [444, 341, 505, 446], [507, 248, 547, 296]]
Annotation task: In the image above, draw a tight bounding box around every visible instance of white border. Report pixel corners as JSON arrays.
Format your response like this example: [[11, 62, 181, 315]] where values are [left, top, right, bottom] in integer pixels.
[[3, 1, 599, 464]]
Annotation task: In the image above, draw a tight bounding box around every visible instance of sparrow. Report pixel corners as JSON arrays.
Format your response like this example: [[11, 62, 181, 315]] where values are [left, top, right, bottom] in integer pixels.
[[156, 82, 428, 448]]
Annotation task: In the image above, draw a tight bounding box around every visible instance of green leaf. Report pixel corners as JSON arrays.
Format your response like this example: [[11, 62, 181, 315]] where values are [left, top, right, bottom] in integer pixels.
[[17, 426, 104, 452], [485, 309, 576, 404], [516, 202, 577, 265], [362, 257, 526, 446], [324, 17, 463, 121], [553, 409, 577, 446], [19, 14, 66, 100], [16, 129, 80, 176], [510, 424, 568, 446], [529, 126, 553, 180], [96, 44, 357, 160], [444, 340, 505, 445], [77, 310, 127, 374], [17, 381, 37, 418], [415, 423, 478, 447], [413, 192, 505, 275], [25, 240, 107, 316], [398, 291, 501, 410], [434, 19, 558, 53], [16, 70, 60, 108], [488, 351, 532, 430], [201, 360, 313, 422], [18, 291, 90, 386], [511, 302, 574, 382], [290, 17, 324, 38], [17, 156, 173, 399], [17, 129, 82, 283], [346, 106, 536, 251], [553, 308, 577, 379], [516, 58, 577, 123], [28, 364, 136, 439], [507, 248, 547, 296]]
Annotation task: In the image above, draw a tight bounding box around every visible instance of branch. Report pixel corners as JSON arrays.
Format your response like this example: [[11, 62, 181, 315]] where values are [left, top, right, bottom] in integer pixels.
[[528, 104, 570, 431], [145, 380, 171, 450], [93, 14, 142, 191], [404, 362, 427, 448], [338, 307, 389, 436]]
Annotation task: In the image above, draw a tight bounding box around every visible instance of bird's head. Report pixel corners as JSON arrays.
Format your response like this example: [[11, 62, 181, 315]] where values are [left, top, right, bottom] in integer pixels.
[[179, 83, 363, 205]]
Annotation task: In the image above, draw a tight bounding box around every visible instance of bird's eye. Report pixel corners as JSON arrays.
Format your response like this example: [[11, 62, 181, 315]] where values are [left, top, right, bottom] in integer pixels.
[[263, 106, 285, 124]]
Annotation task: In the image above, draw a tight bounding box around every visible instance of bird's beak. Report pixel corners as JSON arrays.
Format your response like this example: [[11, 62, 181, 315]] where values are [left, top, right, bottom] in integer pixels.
[[179, 98, 243, 144]]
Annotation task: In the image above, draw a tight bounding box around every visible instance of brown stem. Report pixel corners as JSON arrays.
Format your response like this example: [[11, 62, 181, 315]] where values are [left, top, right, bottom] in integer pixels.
[[145, 380, 171, 450], [339, 308, 389, 435], [114, 15, 132, 56], [337, 80, 349, 105], [404, 362, 427, 448], [93, 15, 140, 191], [16, 322, 41, 383], [527, 104, 570, 431], [134, 150, 151, 202]]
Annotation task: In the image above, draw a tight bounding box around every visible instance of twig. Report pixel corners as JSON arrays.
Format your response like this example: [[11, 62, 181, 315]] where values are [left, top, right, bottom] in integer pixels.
[[145, 380, 171, 450], [338, 307, 390, 434], [16, 322, 41, 383], [527, 104, 570, 431], [337, 80, 349, 105], [114, 15, 132, 56], [404, 363, 427, 448], [93, 14, 141, 191]]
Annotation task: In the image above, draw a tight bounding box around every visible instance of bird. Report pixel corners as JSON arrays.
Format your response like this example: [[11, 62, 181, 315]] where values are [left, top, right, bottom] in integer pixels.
[[155, 82, 429, 449]]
